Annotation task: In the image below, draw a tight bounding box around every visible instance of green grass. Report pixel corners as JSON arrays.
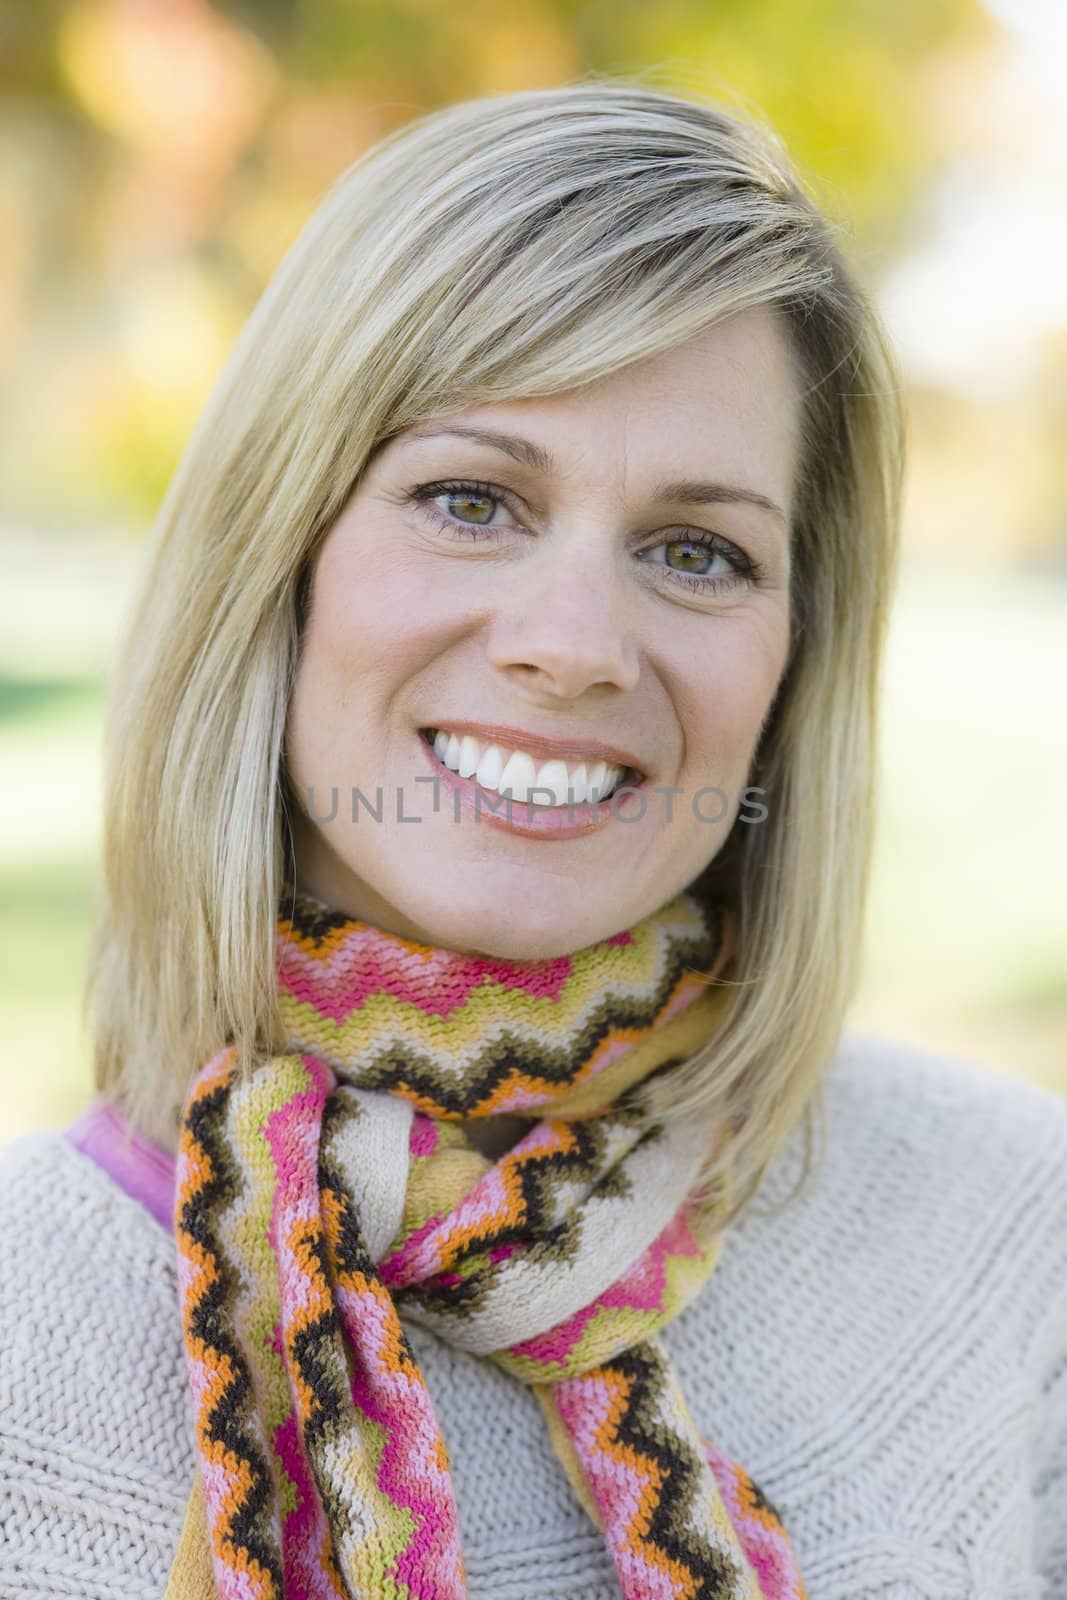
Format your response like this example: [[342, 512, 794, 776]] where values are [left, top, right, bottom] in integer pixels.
[[0, 676, 105, 729]]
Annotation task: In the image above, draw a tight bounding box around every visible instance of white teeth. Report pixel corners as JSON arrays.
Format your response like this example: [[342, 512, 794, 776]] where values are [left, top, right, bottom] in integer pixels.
[[457, 734, 482, 778], [474, 744, 505, 788], [535, 759, 574, 807], [568, 762, 589, 804], [498, 749, 536, 802], [586, 759, 608, 801], [427, 729, 633, 808]]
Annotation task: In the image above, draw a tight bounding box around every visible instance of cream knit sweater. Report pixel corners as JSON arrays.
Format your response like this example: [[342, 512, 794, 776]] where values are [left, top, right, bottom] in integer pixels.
[[0, 1029, 1064, 1600]]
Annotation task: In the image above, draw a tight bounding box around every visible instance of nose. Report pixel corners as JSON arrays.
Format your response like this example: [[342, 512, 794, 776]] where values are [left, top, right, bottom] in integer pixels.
[[484, 531, 641, 699]]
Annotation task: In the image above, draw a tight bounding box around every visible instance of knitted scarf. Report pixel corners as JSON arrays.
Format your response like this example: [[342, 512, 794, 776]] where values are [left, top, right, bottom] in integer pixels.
[[166, 886, 807, 1600]]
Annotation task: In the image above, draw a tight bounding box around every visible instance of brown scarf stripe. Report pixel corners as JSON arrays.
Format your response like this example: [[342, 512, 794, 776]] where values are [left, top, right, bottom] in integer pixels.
[[327, 972, 719, 1113], [178, 1071, 287, 1595], [398, 1120, 671, 1320], [600, 1342, 749, 1599]]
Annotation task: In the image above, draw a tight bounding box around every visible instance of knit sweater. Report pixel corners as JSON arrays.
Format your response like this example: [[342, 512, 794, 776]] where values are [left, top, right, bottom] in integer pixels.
[[1, 1030, 1064, 1600]]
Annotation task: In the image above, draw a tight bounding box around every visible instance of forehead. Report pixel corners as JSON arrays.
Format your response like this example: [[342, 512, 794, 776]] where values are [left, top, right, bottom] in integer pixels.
[[396, 305, 801, 516]]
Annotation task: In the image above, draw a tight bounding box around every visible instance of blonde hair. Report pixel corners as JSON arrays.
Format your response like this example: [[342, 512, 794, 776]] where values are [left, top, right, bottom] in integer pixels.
[[83, 74, 904, 1226]]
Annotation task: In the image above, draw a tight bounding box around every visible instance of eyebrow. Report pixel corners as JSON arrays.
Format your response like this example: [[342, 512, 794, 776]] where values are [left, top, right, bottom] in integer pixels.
[[399, 423, 789, 527]]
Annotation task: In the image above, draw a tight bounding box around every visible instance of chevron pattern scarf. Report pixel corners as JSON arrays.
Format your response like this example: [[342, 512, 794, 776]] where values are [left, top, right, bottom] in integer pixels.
[[167, 886, 807, 1600]]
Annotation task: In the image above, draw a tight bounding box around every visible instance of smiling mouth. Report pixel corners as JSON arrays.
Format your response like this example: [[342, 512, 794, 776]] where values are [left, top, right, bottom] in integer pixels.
[[418, 728, 646, 809]]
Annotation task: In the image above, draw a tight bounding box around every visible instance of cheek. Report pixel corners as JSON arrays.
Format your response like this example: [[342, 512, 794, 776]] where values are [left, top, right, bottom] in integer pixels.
[[286, 536, 384, 782], [311, 529, 407, 667], [673, 611, 789, 774], [285, 642, 345, 792], [287, 515, 461, 778], [301, 519, 443, 695]]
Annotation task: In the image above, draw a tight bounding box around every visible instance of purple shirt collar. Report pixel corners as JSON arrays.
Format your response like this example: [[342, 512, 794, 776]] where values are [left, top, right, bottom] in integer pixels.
[[65, 1096, 177, 1233]]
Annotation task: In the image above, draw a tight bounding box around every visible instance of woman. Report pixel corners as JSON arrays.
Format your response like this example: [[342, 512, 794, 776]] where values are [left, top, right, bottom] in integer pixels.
[[1, 79, 1064, 1600]]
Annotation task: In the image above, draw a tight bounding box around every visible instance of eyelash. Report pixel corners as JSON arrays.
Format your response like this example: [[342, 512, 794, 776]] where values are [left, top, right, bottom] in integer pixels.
[[405, 478, 764, 596]]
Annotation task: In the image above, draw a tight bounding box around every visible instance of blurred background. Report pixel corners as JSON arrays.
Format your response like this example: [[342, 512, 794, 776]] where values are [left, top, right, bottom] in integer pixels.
[[1, 0, 1065, 1146]]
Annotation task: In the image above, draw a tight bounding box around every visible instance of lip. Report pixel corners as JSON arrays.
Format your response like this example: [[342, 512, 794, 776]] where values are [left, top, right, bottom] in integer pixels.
[[416, 730, 647, 841], [419, 719, 649, 779]]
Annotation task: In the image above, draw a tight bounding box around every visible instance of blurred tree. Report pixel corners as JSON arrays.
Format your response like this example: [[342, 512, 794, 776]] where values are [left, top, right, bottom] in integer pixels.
[[0, 0, 993, 526]]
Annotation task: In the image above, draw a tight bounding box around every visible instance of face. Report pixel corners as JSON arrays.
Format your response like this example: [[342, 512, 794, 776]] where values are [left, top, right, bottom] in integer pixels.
[[285, 304, 798, 958]]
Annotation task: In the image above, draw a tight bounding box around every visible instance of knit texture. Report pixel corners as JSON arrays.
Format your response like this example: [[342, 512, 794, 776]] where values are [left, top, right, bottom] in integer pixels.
[[170, 887, 807, 1600], [1, 1032, 1065, 1599]]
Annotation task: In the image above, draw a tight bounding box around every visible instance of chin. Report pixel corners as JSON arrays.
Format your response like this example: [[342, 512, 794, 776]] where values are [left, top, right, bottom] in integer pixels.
[[389, 871, 626, 961]]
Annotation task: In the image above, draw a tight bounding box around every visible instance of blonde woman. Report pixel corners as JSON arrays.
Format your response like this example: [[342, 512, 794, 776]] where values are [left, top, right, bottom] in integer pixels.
[[2, 79, 1064, 1600]]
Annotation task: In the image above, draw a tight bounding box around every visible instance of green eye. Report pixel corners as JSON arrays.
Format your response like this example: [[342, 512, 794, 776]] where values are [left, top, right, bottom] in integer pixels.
[[443, 492, 495, 525], [664, 538, 716, 574], [408, 478, 762, 596]]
